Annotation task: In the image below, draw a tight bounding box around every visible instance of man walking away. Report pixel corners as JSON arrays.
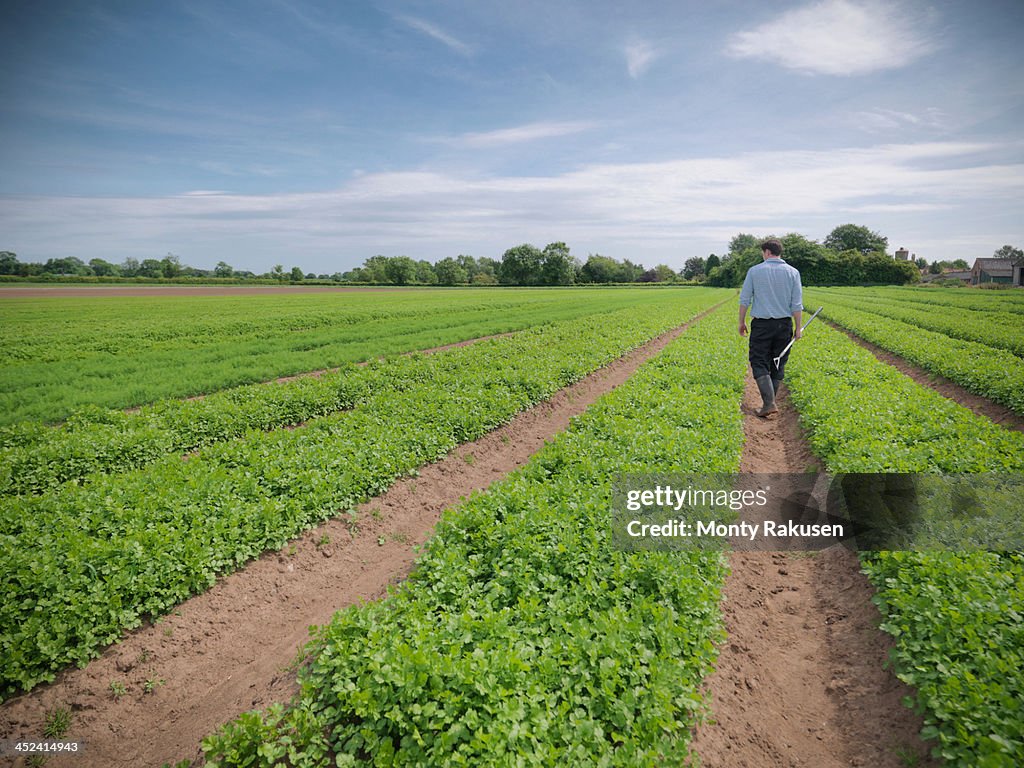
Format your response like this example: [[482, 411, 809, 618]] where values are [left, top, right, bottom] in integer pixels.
[[737, 238, 803, 418]]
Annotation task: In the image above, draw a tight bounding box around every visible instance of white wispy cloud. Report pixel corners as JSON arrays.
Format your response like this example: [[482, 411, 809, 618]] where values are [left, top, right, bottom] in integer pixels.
[[439, 120, 597, 148], [853, 107, 948, 133], [624, 37, 658, 78], [3, 142, 1019, 267], [727, 0, 937, 75], [393, 14, 473, 56]]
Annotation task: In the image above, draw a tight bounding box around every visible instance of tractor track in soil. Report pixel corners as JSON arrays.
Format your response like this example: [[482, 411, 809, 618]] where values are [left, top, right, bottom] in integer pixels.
[[0, 302, 726, 768]]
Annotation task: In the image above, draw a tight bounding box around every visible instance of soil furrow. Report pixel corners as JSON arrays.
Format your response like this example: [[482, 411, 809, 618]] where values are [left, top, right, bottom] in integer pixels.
[[691, 375, 938, 768], [0, 302, 726, 768]]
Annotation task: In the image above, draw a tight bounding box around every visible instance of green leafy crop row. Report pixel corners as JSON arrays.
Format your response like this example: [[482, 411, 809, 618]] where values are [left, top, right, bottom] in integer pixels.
[[0, 291, 726, 699], [828, 285, 1024, 314], [1, 293, 715, 497], [806, 291, 1024, 417], [785, 321, 1024, 766], [0, 288, 683, 425], [814, 288, 1024, 357], [200, 303, 748, 767]]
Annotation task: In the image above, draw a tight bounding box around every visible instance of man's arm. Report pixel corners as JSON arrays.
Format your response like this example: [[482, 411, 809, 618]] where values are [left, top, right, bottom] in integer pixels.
[[792, 309, 802, 339], [738, 304, 748, 336]]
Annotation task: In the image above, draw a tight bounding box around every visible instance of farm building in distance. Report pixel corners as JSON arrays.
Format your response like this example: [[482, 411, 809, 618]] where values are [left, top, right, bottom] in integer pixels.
[[971, 257, 1024, 286]]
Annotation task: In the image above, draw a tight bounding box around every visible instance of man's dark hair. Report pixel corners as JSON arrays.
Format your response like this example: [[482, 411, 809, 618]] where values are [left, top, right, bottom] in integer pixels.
[[760, 239, 783, 257]]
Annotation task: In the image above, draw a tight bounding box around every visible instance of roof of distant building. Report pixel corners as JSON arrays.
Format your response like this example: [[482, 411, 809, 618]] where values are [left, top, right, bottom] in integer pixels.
[[972, 258, 1015, 277]]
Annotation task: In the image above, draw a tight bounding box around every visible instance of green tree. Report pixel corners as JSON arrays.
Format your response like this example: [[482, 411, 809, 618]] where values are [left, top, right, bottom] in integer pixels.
[[415, 260, 437, 285], [682, 256, 705, 280], [499, 244, 543, 285], [121, 257, 140, 277], [270, 264, 285, 281], [359, 256, 389, 283], [383, 256, 417, 285], [617, 259, 644, 283], [160, 253, 183, 278], [951, 258, 969, 270], [823, 224, 888, 255], [540, 242, 576, 285], [289, 266, 304, 282], [654, 264, 677, 282], [0, 251, 20, 275], [88, 258, 120, 276], [706, 253, 721, 271], [579, 254, 620, 283], [43, 256, 89, 275], [476, 257, 500, 279], [993, 245, 1023, 260], [137, 259, 163, 277], [435, 257, 468, 285], [455, 255, 480, 280], [728, 234, 760, 256], [214, 261, 234, 278]]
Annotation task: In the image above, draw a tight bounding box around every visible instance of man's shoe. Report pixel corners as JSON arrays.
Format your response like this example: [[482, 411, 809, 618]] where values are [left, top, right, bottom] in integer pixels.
[[755, 403, 779, 418]]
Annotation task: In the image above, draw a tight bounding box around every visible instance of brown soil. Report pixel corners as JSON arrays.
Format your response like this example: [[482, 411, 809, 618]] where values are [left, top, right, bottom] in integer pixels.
[[0, 303, 724, 768], [690, 376, 939, 768], [826, 320, 1024, 432]]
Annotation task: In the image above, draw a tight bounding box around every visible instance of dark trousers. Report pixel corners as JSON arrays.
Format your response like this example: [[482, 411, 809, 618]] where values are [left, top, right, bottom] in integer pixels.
[[749, 317, 793, 380]]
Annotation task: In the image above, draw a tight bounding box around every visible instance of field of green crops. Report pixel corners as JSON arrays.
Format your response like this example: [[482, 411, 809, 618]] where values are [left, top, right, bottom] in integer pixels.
[[1, 284, 1022, 767]]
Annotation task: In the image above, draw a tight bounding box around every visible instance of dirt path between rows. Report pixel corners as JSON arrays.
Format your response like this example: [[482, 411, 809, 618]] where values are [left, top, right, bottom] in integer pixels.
[[0, 303, 726, 768], [690, 376, 939, 768]]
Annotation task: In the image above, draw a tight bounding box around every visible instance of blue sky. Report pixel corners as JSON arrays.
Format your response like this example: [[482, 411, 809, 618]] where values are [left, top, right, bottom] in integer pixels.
[[2, 0, 1023, 274]]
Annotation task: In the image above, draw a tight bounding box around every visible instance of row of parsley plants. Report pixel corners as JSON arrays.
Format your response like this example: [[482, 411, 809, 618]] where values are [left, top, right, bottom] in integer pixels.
[[805, 290, 1024, 417], [813, 287, 1024, 358]]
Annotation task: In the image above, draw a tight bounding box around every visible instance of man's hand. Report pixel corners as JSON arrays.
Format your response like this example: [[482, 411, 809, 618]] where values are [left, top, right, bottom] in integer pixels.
[[794, 326, 802, 340], [738, 322, 747, 337]]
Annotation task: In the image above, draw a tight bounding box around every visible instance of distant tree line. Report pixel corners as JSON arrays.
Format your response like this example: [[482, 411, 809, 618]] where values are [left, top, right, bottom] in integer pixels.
[[4, 224, 967, 288], [0, 252, 264, 281], [0, 247, 682, 286], [335, 245, 681, 286]]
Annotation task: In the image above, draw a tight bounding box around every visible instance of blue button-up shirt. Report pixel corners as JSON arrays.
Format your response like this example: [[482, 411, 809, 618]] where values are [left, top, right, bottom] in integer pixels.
[[739, 258, 803, 319]]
